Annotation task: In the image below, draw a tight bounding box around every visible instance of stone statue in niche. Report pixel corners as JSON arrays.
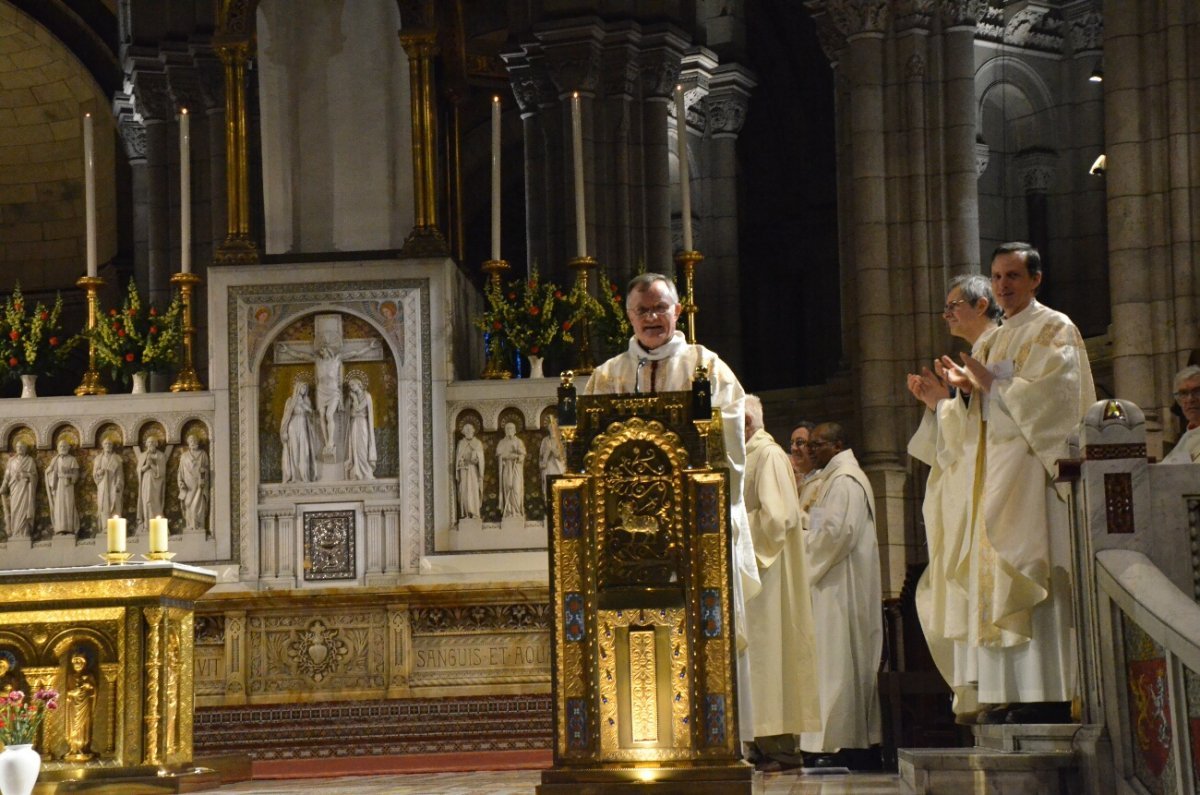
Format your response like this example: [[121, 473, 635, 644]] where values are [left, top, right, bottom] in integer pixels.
[[344, 375, 376, 480], [177, 434, 209, 533], [497, 422, 527, 518], [63, 647, 97, 762], [455, 423, 484, 520], [280, 380, 319, 482], [274, 313, 383, 464], [45, 439, 80, 536], [93, 436, 124, 530], [0, 441, 37, 538], [135, 437, 171, 531], [539, 418, 564, 498]]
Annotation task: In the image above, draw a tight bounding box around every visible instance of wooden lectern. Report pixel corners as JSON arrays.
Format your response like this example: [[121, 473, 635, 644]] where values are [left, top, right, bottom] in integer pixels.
[[539, 374, 752, 793]]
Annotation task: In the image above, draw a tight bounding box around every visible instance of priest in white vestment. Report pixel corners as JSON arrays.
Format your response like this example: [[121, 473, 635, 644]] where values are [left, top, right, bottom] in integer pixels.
[[940, 242, 1095, 724], [742, 396, 820, 749], [1162, 365, 1200, 464], [905, 274, 1001, 720], [800, 422, 882, 755], [584, 272, 761, 744]]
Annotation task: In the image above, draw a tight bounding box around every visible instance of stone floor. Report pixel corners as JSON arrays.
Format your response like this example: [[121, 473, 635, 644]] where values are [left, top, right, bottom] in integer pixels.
[[216, 770, 903, 794]]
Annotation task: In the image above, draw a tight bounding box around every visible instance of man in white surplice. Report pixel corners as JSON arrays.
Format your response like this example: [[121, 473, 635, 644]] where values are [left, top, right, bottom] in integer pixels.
[[1162, 365, 1200, 464], [939, 241, 1095, 724], [799, 422, 882, 756], [584, 272, 761, 744], [742, 396, 819, 757]]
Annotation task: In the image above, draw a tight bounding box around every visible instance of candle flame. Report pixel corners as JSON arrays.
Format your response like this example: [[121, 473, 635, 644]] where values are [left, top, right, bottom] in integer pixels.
[[572, 91, 579, 99], [84, 112, 91, 118], [493, 95, 500, 103], [181, 107, 188, 115]]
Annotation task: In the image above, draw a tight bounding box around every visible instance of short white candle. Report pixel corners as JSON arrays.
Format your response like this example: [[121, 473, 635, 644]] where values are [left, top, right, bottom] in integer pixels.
[[83, 112, 97, 278], [491, 96, 501, 262], [150, 515, 169, 554], [674, 85, 693, 252], [179, 108, 191, 274], [106, 515, 126, 554], [571, 92, 586, 259]]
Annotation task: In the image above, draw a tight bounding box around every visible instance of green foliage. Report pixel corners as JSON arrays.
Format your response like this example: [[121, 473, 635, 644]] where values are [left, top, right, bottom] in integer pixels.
[[0, 284, 83, 379], [90, 278, 184, 384]]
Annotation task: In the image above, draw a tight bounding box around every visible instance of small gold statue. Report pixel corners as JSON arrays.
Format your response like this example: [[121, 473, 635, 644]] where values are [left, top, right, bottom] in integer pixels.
[[63, 648, 97, 762]]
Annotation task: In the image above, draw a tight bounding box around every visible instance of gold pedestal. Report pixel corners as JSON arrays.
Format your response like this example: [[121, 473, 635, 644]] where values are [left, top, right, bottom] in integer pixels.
[[74, 275, 108, 396], [170, 272, 205, 392], [480, 258, 513, 379], [0, 563, 216, 789]]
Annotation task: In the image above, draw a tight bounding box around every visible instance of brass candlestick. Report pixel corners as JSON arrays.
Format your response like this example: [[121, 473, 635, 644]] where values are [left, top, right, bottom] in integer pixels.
[[480, 258, 513, 379], [673, 249, 704, 344], [99, 552, 133, 565], [143, 551, 176, 562], [568, 255, 598, 374], [170, 271, 205, 392], [75, 275, 108, 395]]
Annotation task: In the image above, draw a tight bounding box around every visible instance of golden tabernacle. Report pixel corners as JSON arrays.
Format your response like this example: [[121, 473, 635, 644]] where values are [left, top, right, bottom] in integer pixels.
[[0, 562, 216, 793], [539, 380, 752, 794]]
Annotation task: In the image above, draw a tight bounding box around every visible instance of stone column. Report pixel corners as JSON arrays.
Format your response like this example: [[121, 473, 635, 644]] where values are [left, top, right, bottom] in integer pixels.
[[637, 33, 683, 273], [399, 28, 449, 257], [699, 64, 753, 371], [940, 1, 986, 276], [213, 42, 259, 265], [131, 68, 175, 308]]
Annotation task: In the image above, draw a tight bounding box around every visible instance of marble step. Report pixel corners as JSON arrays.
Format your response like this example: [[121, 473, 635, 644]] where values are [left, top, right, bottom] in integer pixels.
[[974, 722, 1080, 753], [898, 744, 1079, 795]]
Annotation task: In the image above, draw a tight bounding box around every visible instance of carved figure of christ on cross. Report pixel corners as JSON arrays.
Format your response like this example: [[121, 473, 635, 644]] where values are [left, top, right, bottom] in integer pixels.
[[274, 314, 384, 462]]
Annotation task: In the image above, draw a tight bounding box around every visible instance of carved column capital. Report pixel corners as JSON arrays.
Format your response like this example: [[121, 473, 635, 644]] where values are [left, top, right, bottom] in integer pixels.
[[601, 28, 640, 99], [166, 66, 207, 114], [1067, 9, 1103, 54], [704, 64, 756, 138], [131, 69, 176, 123], [533, 20, 606, 96], [939, 0, 988, 28], [804, 1, 848, 65], [825, 0, 891, 36], [637, 28, 689, 100], [1016, 149, 1058, 194], [894, 0, 936, 32]]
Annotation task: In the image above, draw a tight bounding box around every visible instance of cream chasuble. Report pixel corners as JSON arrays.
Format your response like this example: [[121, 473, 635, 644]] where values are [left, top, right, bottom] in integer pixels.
[[800, 449, 882, 752], [744, 428, 820, 737], [585, 331, 761, 741], [943, 299, 1094, 704], [1161, 425, 1200, 464]]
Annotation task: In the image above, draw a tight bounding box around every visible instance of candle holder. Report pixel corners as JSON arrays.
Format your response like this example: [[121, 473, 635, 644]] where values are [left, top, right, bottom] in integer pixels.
[[673, 249, 704, 345], [480, 258, 513, 380], [99, 552, 133, 565], [568, 255, 598, 374], [74, 275, 108, 395], [170, 271, 205, 392], [143, 551, 176, 562]]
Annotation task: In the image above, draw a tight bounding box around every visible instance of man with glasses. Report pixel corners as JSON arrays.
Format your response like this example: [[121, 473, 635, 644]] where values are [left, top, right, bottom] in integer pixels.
[[584, 272, 761, 748], [1162, 365, 1200, 463], [939, 242, 1095, 725], [799, 423, 882, 768]]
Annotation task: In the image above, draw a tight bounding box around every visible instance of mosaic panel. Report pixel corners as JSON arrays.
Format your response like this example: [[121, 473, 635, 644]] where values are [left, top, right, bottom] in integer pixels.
[[1123, 613, 1175, 794]]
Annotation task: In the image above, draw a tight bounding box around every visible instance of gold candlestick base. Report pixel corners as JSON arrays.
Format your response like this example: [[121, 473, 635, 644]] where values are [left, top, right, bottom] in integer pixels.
[[170, 271, 205, 392], [673, 249, 704, 344], [143, 551, 176, 561], [75, 275, 108, 395], [99, 551, 133, 565], [480, 259, 513, 379], [568, 255, 599, 375]]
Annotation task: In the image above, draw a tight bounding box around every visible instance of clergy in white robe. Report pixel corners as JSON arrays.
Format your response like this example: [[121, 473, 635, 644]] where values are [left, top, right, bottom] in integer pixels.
[[940, 243, 1095, 717], [800, 424, 882, 753], [1162, 365, 1200, 464], [584, 272, 761, 743], [742, 397, 820, 741]]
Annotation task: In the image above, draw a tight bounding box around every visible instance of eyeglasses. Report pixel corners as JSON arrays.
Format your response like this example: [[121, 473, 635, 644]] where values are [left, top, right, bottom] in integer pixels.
[[631, 303, 674, 319], [1174, 387, 1200, 402], [805, 440, 831, 450], [790, 438, 808, 448], [942, 299, 969, 314]]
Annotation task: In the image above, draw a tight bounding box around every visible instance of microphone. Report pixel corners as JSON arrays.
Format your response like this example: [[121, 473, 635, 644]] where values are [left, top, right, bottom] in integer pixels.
[[635, 358, 648, 395]]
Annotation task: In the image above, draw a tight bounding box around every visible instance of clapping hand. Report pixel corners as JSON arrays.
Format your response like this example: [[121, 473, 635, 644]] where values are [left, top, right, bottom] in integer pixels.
[[937, 352, 994, 394], [906, 366, 949, 411]]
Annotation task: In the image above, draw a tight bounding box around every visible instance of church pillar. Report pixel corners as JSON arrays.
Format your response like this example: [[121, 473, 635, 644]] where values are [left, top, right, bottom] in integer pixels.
[[637, 35, 683, 273], [213, 42, 259, 265], [130, 68, 175, 308], [399, 27, 449, 257], [699, 64, 753, 372], [940, 2, 985, 275], [600, 26, 640, 283]]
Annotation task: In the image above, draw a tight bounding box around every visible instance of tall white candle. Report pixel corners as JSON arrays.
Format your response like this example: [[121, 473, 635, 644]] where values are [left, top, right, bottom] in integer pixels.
[[106, 515, 126, 554], [150, 515, 169, 554], [179, 108, 191, 274], [83, 112, 97, 277], [675, 85, 693, 252], [571, 92, 586, 259], [491, 96, 501, 261]]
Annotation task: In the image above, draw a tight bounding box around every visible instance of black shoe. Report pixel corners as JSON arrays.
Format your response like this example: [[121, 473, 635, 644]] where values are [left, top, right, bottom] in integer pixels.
[[1004, 701, 1072, 724], [803, 753, 840, 768], [977, 704, 1012, 724]]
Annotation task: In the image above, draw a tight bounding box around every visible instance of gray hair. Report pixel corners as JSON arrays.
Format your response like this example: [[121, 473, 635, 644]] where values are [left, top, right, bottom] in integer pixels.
[[948, 274, 1002, 322], [1175, 365, 1200, 391], [744, 395, 764, 432], [626, 273, 679, 312]]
